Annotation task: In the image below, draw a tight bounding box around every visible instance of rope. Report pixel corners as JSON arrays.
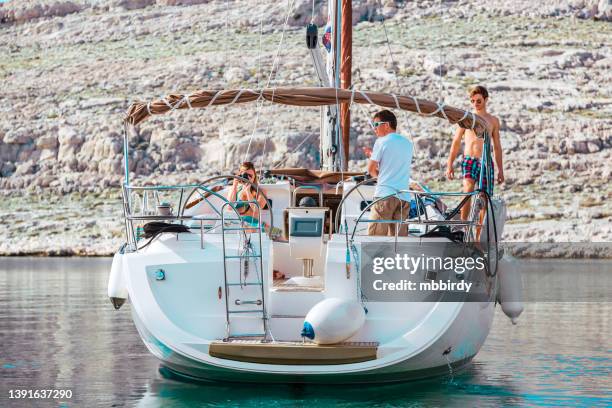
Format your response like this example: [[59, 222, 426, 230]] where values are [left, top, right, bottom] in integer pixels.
[[425, 101, 443, 116], [391, 93, 400, 110], [412, 96, 422, 114], [207, 90, 223, 108], [229, 89, 246, 105], [437, 102, 449, 121], [162, 98, 175, 110], [183, 95, 192, 110], [350, 87, 356, 106], [357, 89, 375, 106], [128, 88, 486, 135]]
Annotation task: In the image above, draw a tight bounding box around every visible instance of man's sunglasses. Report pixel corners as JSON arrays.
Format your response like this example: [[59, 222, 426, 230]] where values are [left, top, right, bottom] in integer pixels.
[[371, 121, 388, 128]]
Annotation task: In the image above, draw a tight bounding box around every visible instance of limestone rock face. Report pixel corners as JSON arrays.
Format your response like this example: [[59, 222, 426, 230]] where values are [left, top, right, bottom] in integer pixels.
[[157, 0, 211, 6], [0, 0, 610, 254], [0, 1, 83, 24], [112, 0, 155, 11], [3, 129, 33, 145], [36, 135, 59, 150], [0, 162, 16, 177], [57, 126, 85, 162], [14, 161, 38, 176], [223, 67, 249, 85]]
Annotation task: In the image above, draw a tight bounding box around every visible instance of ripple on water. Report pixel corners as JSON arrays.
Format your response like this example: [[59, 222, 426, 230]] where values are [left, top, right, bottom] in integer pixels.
[[0, 257, 611, 407]]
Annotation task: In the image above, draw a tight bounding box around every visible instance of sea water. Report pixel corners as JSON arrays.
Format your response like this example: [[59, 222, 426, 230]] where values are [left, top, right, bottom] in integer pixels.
[[0, 257, 610, 407]]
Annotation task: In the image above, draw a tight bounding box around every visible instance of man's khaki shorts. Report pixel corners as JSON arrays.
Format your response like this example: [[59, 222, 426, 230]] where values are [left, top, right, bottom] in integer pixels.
[[367, 196, 410, 236]]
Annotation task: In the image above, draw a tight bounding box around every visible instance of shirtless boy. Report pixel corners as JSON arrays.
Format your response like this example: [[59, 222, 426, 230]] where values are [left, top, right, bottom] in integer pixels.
[[445, 85, 504, 221]]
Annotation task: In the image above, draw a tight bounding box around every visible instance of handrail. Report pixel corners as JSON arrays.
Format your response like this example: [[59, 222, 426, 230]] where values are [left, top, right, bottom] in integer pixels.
[[121, 181, 259, 251], [292, 185, 324, 207], [180, 174, 275, 235], [334, 177, 378, 232], [349, 189, 481, 241]]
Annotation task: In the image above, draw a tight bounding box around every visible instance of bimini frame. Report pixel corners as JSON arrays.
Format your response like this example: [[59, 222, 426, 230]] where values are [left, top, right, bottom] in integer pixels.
[[120, 87, 496, 247], [122, 86, 491, 184]]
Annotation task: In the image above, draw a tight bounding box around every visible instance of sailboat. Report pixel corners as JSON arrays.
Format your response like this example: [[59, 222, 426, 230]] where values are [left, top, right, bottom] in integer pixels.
[[107, 0, 523, 383]]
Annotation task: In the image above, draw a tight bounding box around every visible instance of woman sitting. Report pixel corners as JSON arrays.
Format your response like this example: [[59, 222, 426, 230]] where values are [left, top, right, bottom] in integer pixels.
[[227, 162, 284, 279], [227, 161, 268, 229]]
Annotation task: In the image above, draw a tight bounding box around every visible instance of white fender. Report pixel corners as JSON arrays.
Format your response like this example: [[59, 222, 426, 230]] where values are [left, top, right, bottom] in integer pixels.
[[301, 298, 366, 344], [108, 250, 128, 309], [497, 259, 523, 324]]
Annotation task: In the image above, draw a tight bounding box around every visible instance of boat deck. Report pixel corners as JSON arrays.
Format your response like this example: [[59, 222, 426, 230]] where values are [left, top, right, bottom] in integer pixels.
[[209, 340, 379, 365], [272, 279, 324, 292]]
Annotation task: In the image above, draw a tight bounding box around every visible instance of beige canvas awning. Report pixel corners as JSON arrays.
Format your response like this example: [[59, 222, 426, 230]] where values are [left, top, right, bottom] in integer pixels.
[[269, 168, 363, 183], [124, 87, 489, 136]]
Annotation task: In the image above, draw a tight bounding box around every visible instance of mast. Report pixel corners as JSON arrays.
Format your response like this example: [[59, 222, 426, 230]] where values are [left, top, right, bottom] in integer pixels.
[[314, 0, 348, 171], [339, 0, 351, 171], [318, 0, 341, 171]]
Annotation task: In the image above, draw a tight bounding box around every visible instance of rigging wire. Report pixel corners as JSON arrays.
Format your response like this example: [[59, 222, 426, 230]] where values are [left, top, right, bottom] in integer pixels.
[[257, 0, 264, 90], [380, 15, 400, 89], [244, 0, 295, 163], [272, 128, 316, 169], [438, 46, 446, 102], [311, 0, 316, 23], [221, 0, 230, 170], [256, 0, 266, 178], [379, 15, 417, 157]]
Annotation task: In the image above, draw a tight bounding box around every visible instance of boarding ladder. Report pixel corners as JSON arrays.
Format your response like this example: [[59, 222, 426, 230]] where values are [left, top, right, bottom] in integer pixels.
[[220, 201, 268, 340]]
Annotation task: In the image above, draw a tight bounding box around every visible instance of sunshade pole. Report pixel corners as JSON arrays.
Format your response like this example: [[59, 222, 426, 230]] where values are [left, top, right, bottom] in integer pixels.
[[123, 122, 130, 187]]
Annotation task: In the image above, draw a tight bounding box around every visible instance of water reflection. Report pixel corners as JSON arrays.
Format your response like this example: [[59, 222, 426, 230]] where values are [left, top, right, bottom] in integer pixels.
[[0, 257, 610, 407]]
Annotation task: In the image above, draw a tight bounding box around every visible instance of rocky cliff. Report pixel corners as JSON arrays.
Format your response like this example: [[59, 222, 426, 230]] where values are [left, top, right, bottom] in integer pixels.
[[0, 0, 610, 255]]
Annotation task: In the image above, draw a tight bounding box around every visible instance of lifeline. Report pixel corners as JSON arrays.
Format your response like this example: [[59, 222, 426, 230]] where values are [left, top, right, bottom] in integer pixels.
[[373, 279, 473, 293]]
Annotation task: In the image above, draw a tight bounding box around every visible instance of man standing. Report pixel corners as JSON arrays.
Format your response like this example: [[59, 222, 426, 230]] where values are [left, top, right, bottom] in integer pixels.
[[446, 85, 504, 221], [363, 110, 413, 236]]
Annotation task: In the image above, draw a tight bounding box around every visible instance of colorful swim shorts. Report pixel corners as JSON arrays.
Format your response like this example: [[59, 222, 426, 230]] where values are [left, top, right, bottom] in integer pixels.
[[462, 155, 494, 191]]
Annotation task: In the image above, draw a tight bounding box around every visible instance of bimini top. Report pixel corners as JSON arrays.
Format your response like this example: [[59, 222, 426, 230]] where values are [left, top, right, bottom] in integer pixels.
[[124, 87, 489, 136]]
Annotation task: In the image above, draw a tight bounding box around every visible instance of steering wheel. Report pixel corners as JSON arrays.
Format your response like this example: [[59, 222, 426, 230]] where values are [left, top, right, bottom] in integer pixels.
[[180, 174, 275, 235], [334, 177, 378, 233]]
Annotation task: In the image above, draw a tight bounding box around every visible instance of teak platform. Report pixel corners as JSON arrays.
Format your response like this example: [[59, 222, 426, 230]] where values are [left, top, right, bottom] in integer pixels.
[[209, 340, 379, 365]]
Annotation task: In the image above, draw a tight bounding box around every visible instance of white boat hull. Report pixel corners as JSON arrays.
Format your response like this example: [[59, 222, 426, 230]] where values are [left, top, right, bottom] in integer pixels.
[[132, 304, 490, 383], [120, 232, 497, 383]]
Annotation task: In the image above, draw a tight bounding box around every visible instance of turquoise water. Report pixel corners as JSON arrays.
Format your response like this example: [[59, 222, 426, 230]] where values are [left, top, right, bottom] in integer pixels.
[[0, 257, 610, 407]]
